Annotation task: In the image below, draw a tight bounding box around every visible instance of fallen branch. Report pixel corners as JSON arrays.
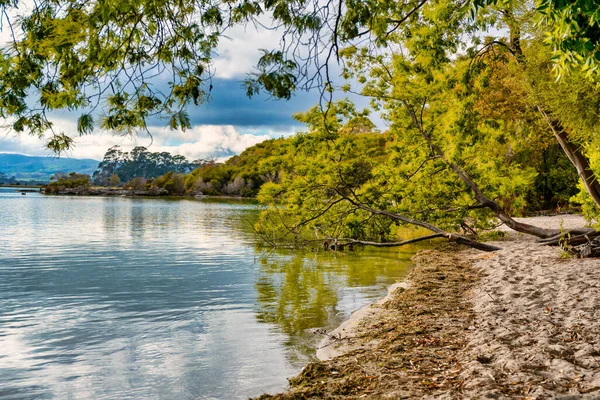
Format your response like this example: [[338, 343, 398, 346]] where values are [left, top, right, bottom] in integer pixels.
[[336, 233, 500, 252], [337, 233, 446, 247], [446, 233, 502, 252], [539, 230, 600, 247], [536, 228, 597, 244]]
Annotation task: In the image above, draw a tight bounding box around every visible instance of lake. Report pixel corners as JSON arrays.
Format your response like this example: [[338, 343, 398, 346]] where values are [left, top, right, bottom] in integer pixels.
[[0, 187, 421, 399]]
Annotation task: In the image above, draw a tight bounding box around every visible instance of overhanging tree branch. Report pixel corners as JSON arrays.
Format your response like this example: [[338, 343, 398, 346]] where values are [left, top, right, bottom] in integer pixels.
[[401, 101, 571, 239], [334, 188, 501, 252]]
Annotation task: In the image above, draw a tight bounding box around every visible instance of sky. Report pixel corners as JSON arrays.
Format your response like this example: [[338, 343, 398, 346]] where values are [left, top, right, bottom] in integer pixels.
[[0, 22, 340, 162]]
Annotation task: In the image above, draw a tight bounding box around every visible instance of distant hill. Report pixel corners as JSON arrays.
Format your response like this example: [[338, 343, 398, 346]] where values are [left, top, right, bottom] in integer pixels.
[[0, 153, 99, 181]]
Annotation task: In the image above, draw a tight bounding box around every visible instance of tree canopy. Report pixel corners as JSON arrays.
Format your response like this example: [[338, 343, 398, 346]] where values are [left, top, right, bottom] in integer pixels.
[[1, 0, 598, 148], [92, 145, 206, 185], [249, 0, 600, 252], [3, 0, 600, 251]]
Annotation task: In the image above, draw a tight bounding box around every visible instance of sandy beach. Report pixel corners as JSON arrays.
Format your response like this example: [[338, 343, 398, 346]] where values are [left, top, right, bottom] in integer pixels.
[[461, 215, 600, 398], [258, 215, 600, 399]]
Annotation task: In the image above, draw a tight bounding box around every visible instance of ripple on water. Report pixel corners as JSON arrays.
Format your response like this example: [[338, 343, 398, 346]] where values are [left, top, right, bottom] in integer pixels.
[[0, 193, 418, 399]]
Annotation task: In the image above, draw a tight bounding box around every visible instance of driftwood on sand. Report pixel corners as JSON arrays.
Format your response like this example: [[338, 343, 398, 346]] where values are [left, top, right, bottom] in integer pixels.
[[568, 235, 600, 258]]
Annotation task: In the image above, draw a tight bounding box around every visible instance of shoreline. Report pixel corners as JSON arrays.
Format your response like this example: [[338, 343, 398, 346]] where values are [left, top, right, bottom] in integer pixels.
[[42, 188, 258, 201], [257, 215, 600, 399], [315, 281, 411, 362], [256, 244, 479, 399]]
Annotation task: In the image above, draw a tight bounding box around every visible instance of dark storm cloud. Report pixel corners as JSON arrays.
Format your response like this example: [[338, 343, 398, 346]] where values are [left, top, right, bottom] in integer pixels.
[[187, 78, 318, 127]]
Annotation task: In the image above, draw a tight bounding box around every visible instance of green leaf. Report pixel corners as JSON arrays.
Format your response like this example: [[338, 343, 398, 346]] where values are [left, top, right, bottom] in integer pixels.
[[77, 114, 94, 135]]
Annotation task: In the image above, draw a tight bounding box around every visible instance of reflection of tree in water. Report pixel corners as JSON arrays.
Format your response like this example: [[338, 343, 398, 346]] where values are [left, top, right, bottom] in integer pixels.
[[256, 254, 340, 364], [254, 246, 419, 364]]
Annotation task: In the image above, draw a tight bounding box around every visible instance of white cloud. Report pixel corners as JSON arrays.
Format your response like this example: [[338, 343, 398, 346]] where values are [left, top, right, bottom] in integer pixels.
[[212, 18, 282, 79], [0, 10, 299, 160], [0, 118, 297, 161], [142, 125, 275, 160]]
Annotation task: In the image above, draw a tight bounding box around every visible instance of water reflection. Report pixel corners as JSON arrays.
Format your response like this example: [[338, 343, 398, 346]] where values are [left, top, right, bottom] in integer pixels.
[[254, 244, 421, 365], [257, 255, 339, 332], [0, 189, 426, 399]]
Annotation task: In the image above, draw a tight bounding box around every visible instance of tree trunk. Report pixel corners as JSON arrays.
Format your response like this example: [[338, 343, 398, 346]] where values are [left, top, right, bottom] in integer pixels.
[[402, 102, 563, 239], [538, 106, 600, 208], [503, 19, 600, 211]]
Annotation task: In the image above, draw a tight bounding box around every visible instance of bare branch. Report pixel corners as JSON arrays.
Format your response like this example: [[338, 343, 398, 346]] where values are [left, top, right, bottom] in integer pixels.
[[339, 233, 445, 247]]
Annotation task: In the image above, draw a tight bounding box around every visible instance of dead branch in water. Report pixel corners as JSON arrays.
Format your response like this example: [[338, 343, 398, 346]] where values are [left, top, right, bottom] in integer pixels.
[[331, 233, 501, 252]]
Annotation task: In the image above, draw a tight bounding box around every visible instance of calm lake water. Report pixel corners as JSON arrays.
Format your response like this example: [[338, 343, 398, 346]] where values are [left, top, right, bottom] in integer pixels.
[[0, 187, 421, 399]]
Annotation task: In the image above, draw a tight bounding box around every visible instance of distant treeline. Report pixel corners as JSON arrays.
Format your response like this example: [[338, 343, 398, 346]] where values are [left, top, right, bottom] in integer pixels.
[[112, 139, 286, 197], [92, 146, 206, 185], [45, 132, 578, 208], [45, 140, 287, 197]]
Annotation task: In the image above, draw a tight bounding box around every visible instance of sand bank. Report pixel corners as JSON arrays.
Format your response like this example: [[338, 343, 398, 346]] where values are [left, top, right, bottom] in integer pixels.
[[461, 215, 600, 398], [257, 215, 600, 399]]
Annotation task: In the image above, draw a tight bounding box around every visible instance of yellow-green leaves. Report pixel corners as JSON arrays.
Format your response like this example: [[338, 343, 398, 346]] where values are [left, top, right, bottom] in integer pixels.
[[537, 0, 600, 81], [77, 114, 94, 135]]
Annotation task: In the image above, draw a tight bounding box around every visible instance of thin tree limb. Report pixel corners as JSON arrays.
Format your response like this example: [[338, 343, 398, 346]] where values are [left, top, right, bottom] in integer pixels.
[[338, 233, 445, 247]]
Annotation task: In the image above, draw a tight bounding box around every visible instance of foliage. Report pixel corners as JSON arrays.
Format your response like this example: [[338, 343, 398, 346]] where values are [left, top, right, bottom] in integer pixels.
[[92, 145, 206, 185], [571, 182, 600, 228], [253, 28, 591, 243], [255, 98, 501, 244], [124, 177, 147, 192], [324, 0, 600, 231], [252, 41, 588, 245], [536, 0, 600, 80], [45, 172, 91, 193], [151, 171, 187, 195]]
